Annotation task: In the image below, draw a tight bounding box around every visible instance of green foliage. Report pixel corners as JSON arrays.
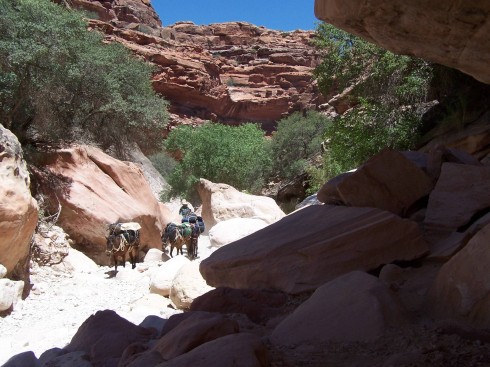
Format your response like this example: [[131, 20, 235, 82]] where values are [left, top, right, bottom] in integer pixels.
[[165, 123, 271, 199], [324, 101, 423, 177], [0, 0, 168, 151], [313, 23, 433, 178], [270, 111, 330, 179], [149, 151, 177, 180]]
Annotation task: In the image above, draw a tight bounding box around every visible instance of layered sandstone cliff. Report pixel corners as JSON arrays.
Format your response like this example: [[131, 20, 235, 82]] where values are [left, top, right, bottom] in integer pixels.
[[62, 0, 322, 129], [89, 19, 322, 130]]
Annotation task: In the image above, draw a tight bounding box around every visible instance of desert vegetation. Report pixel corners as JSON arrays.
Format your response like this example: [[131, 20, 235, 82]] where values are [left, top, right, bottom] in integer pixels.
[[160, 23, 436, 199], [0, 0, 169, 153]]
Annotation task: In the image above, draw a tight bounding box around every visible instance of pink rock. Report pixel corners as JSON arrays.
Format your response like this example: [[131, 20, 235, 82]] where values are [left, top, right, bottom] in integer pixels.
[[271, 271, 407, 344], [200, 205, 428, 294], [33, 145, 169, 265], [318, 149, 433, 216]]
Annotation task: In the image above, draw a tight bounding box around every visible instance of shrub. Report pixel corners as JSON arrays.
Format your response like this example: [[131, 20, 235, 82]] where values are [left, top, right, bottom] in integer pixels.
[[149, 151, 177, 180], [165, 123, 271, 199], [270, 111, 331, 180], [313, 23, 433, 177], [0, 0, 169, 152]]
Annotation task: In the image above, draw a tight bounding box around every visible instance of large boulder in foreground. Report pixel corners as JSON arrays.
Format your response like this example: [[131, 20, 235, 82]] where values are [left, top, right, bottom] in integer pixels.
[[64, 310, 154, 367], [32, 145, 169, 264], [314, 0, 490, 84], [318, 149, 433, 216], [197, 178, 285, 230], [271, 271, 407, 345], [155, 332, 268, 367], [428, 222, 490, 328], [0, 125, 38, 279], [200, 205, 428, 294]]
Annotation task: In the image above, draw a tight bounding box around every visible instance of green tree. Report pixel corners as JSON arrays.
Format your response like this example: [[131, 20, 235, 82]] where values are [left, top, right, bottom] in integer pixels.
[[313, 23, 432, 177], [0, 0, 168, 151], [164, 123, 271, 200], [270, 111, 331, 179]]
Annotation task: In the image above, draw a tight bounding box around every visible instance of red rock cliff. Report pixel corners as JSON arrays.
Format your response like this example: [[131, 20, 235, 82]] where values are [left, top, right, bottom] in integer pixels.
[[63, 1, 322, 130]]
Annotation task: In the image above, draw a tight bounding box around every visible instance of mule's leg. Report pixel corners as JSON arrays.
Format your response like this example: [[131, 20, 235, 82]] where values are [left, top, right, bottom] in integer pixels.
[[170, 244, 174, 257], [194, 238, 198, 258], [113, 255, 118, 273], [130, 249, 136, 269]]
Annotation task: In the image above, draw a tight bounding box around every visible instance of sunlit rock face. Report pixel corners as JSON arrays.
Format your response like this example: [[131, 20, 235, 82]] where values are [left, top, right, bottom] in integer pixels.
[[0, 125, 38, 281], [57, 0, 162, 28], [314, 0, 490, 84], [32, 145, 170, 265]]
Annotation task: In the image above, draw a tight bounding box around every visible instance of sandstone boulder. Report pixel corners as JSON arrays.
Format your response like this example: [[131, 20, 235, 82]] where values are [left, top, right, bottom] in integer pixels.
[[56, 247, 99, 274], [0, 125, 38, 279], [197, 178, 285, 230], [191, 287, 289, 324], [151, 312, 239, 360], [33, 145, 169, 265], [169, 261, 214, 310], [208, 217, 268, 248], [428, 222, 490, 328], [0, 278, 24, 312], [126, 294, 177, 325], [318, 149, 433, 216], [143, 248, 168, 263], [64, 310, 154, 367], [200, 205, 428, 294], [424, 163, 490, 242], [154, 332, 268, 367], [271, 271, 407, 345], [314, 0, 490, 84], [149, 255, 190, 297]]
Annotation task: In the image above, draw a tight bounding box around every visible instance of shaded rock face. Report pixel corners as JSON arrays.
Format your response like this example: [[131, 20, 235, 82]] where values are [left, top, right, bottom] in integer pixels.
[[0, 125, 38, 280], [424, 163, 490, 242], [429, 222, 490, 327], [318, 149, 434, 216], [314, 0, 490, 84], [32, 145, 169, 265], [271, 271, 407, 345]]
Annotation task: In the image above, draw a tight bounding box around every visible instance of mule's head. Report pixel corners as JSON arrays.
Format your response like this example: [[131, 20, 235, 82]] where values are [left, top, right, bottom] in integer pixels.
[[106, 235, 115, 255], [161, 226, 169, 250]]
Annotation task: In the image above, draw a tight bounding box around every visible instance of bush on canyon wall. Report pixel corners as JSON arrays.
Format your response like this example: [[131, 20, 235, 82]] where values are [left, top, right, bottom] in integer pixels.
[[0, 0, 168, 152], [163, 123, 271, 200], [313, 23, 433, 178]]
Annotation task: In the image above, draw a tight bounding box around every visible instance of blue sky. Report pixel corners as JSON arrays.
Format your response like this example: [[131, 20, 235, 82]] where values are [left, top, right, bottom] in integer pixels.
[[152, 0, 319, 31]]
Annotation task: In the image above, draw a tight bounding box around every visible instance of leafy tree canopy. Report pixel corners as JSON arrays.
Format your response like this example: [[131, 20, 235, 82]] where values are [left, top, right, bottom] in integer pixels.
[[270, 111, 331, 180], [164, 123, 271, 200], [0, 0, 168, 151], [312, 23, 433, 178]]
